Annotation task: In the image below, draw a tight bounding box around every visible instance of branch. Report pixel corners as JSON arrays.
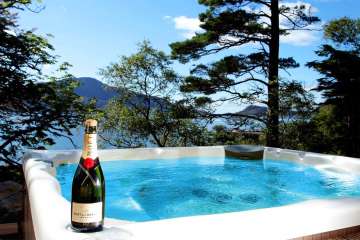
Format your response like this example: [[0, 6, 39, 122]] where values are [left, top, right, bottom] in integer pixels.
[[222, 89, 268, 105], [201, 112, 267, 124], [253, 0, 271, 8], [257, 10, 271, 19], [281, 27, 321, 31], [279, 12, 306, 29], [0, 155, 21, 166], [98, 134, 141, 148], [194, 36, 270, 59], [47, 129, 78, 149], [238, 77, 268, 86]]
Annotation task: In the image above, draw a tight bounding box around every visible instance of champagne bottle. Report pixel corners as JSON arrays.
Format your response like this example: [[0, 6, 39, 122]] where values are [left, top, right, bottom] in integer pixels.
[[71, 119, 105, 232]]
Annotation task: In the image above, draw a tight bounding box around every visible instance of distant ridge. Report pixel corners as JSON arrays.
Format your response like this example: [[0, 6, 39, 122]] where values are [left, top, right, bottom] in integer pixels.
[[74, 77, 167, 108], [73, 78, 267, 116], [74, 77, 118, 108], [238, 105, 267, 117]]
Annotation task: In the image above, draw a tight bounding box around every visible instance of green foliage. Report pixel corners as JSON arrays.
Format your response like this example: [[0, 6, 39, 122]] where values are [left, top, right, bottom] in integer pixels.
[[0, 165, 24, 183], [307, 45, 360, 108], [310, 105, 344, 154], [276, 17, 360, 157], [279, 80, 315, 123], [307, 18, 360, 157], [279, 105, 344, 154], [0, 1, 89, 165], [324, 17, 360, 50], [170, 0, 319, 147], [271, 80, 316, 150], [209, 125, 264, 146], [99, 41, 209, 147]]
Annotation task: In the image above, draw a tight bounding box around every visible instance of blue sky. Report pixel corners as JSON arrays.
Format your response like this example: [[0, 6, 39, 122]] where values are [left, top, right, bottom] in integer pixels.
[[18, 0, 359, 112]]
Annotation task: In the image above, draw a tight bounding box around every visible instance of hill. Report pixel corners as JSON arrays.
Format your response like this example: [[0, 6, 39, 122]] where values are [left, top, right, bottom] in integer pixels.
[[238, 105, 267, 117], [74, 77, 118, 108], [74, 77, 167, 108], [74, 78, 268, 117]]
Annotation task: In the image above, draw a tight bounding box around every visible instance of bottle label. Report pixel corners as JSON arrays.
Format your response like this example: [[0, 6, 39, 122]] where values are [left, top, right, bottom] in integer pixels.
[[82, 133, 98, 159], [72, 202, 102, 223]]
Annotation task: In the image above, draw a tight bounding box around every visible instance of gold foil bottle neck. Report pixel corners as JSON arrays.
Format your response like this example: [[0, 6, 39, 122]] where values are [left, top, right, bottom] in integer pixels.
[[84, 119, 97, 127], [84, 119, 97, 134]]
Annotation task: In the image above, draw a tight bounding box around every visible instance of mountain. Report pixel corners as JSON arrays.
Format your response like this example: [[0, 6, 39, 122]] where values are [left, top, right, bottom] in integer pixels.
[[238, 105, 267, 117], [74, 77, 118, 108], [74, 78, 267, 117], [74, 77, 168, 108]]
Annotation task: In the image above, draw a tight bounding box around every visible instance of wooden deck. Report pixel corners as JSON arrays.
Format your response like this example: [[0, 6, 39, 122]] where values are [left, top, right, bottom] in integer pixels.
[[0, 222, 22, 239], [291, 226, 360, 240], [330, 232, 360, 240]]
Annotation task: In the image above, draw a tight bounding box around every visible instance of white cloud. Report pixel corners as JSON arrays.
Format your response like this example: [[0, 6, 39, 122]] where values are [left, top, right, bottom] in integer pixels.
[[42, 64, 55, 74], [4, 29, 16, 36], [304, 82, 318, 91], [280, 1, 319, 14], [280, 29, 320, 46], [167, 1, 320, 45], [43, 64, 52, 70], [165, 16, 202, 39], [251, 1, 321, 46], [279, 1, 321, 46]]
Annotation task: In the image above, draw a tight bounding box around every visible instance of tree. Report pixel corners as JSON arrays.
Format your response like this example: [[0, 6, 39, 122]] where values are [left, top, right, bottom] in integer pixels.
[[310, 105, 344, 154], [170, 0, 319, 147], [307, 17, 360, 157], [99, 41, 209, 148], [0, 1, 88, 165], [277, 79, 315, 149], [208, 125, 263, 145]]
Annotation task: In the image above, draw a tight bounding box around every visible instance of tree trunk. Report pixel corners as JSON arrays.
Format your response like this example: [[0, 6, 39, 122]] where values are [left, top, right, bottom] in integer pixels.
[[267, 0, 280, 147]]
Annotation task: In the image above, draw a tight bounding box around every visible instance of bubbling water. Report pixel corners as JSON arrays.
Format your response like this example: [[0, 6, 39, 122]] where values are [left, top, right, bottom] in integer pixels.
[[57, 157, 360, 222]]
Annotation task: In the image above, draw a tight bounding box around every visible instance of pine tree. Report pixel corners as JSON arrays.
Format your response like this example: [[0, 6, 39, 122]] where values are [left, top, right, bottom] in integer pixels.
[[307, 18, 360, 157], [170, 0, 319, 147]]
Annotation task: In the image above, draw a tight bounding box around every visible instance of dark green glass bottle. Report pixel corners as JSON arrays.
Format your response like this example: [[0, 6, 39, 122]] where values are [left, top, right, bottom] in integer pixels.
[[71, 119, 105, 232]]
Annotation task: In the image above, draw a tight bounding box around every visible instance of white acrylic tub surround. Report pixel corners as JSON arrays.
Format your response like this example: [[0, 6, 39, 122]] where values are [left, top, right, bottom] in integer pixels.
[[23, 146, 360, 240]]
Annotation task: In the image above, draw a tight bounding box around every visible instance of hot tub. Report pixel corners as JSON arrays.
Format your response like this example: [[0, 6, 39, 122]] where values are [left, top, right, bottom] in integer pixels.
[[23, 146, 360, 240]]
